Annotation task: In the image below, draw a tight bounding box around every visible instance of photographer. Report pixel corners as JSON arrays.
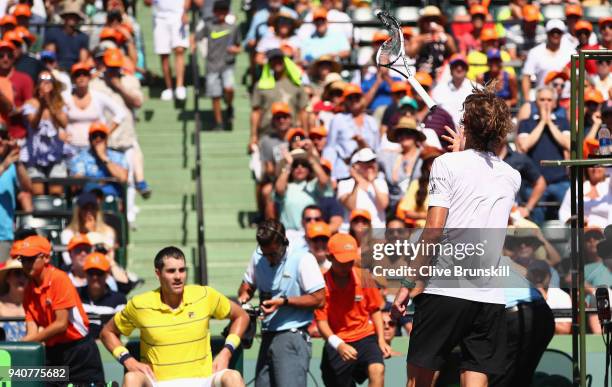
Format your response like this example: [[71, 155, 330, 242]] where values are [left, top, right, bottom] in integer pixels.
[[238, 220, 325, 387], [0, 128, 32, 262]]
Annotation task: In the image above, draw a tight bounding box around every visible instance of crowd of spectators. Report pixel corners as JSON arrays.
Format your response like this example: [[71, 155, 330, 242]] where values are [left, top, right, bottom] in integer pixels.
[[234, 0, 612, 338]]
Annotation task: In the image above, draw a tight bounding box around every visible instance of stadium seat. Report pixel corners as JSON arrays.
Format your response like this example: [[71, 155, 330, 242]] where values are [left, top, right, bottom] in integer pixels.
[[395, 7, 419, 23], [584, 6, 611, 22], [534, 349, 592, 387], [541, 5, 564, 20], [352, 7, 375, 22], [32, 195, 67, 211], [448, 5, 468, 20]]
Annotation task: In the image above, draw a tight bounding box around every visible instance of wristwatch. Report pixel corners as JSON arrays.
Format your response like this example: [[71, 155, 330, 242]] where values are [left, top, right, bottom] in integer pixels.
[[281, 295, 289, 306]]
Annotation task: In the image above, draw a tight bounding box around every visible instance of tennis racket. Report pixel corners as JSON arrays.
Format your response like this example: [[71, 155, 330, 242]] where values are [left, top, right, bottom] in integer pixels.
[[375, 9, 436, 110]]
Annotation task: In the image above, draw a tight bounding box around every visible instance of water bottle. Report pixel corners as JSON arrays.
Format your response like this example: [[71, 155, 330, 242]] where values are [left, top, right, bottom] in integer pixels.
[[598, 124, 611, 156]]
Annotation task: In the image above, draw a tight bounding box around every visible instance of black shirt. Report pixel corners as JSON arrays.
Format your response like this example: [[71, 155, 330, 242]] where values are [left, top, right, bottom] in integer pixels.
[[15, 55, 45, 83], [78, 285, 127, 339], [503, 145, 542, 194]]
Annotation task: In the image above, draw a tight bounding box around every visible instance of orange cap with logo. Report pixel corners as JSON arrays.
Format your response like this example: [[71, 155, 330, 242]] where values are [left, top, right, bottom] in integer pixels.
[[306, 221, 331, 239], [285, 127, 305, 141], [310, 126, 327, 137], [327, 233, 359, 263], [391, 81, 408, 93], [13, 4, 32, 18], [469, 4, 487, 16], [565, 3, 583, 17], [313, 8, 327, 20], [544, 70, 568, 85], [521, 5, 539, 22], [0, 15, 16, 26], [414, 71, 433, 87], [71, 62, 92, 75], [343, 83, 363, 98], [14, 235, 52, 257], [585, 88, 604, 104], [350, 209, 372, 222], [103, 47, 124, 68], [480, 27, 498, 41], [68, 234, 92, 251], [320, 158, 332, 172], [89, 122, 110, 135], [271, 101, 291, 116], [3, 29, 22, 44], [84, 252, 111, 272], [574, 20, 592, 33], [99, 27, 119, 41]]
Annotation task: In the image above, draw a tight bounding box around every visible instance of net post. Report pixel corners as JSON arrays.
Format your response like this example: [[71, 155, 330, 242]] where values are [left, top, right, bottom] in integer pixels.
[[577, 51, 587, 387]]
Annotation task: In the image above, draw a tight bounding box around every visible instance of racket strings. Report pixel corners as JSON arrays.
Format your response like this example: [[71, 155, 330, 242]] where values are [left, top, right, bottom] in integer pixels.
[[375, 11, 404, 68]]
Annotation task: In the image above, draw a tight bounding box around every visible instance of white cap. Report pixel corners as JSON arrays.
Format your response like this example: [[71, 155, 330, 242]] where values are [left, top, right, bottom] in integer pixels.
[[545, 19, 567, 33], [350, 148, 377, 164]]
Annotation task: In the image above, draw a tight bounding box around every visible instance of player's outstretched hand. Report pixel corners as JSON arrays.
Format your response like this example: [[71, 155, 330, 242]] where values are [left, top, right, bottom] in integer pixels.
[[441, 125, 465, 152]]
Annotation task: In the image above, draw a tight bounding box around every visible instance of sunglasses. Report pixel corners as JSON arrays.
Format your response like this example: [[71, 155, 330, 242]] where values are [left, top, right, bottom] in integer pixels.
[[86, 269, 106, 278], [304, 216, 322, 223], [383, 319, 396, 328], [17, 254, 43, 263], [0, 51, 14, 59], [89, 132, 107, 141], [552, 81, 565, 88], [73, 71, 90, 78], [602, 24, 612, 30], [292, 160, 311, 169]]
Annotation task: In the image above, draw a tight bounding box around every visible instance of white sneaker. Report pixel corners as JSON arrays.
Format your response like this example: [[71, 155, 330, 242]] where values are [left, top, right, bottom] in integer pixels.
[[160, 88, 173, 101], [175, 86, 187, 101]]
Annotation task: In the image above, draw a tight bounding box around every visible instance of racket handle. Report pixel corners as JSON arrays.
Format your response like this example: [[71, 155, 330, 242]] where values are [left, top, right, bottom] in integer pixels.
[[407, 77, 436, 110]]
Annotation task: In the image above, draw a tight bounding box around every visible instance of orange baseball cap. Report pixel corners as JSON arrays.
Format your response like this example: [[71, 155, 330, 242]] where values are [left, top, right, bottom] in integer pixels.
[[285, 127, 305, 141], [585, 88, 604, 104], [99, 27, 119, 41], [14, 26, 35, 44], [320, 157, 332, 172], [0, 40, 15, 51], [13, 4, 32, 18], [9, 240, 24, 258], [310, 126, 327, 137], [599, 16, 612, 28], [67, 234, 92, 251], [343, 83, 363, 98], [373, 31, 389, 43], [89, 122, 110, 135], [469, 4, 487, 16], [575, 20, 592, 33], [565, 3, 582, 17], [70, 62, 92, 75], [271, 101, 291, 116], [3, 29, 23, 45], [402, 26, 413, 37], [14, 235, 52, 257], [544, 70, 569, 85], [84, 252, 111, 272], [306, 221, 331, 239], [0, 15, 16, 26], [350, 209, 372, 222], [480, 27, 498, 41], [583, 138, 599, 159], [103, 47, 123, 68], [414, 71, 433, 87], [327, 233, 359, 263], [313, 8, 327, 20], [391, 81, 408, 94], [522, 5, 539, 22]]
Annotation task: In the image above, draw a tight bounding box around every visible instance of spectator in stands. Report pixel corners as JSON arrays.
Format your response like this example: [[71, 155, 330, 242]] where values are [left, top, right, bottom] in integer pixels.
[[0, 257, 27, 341], [466, 27, 515, 82], [314, 74, 345, 130], [143, 0, 189, 101], [476, 49, 518, 108], [521, 19, 575, 102], [359, 33, 398, 114], [504, 4, 545, 61], [584, 88, 605, 138], [337, 147, 388, 230], [306, 57, 341, 103], [301, 8, 350, 66], [5, 29, 44, 83], [396, 146, 442, 227], [200, 0, 241, 131], [584, 229, 612, 285], [380, 81, 408, 142], [378, 117, 424, 212], [599, 17, 612, 51], [305, 221, 332, 273], [78, 252, 126, 339], [244, 0, 297, 50], [297, 0, 353, 44], [284, 204, 325, 249], [497, 139, 547, 222], [249, 48, 308, 151], [349, 209, 372, 250], [12, 4, 32, 29], [323, 84, 380, 180], [43, 3, 89, 71], [238, 220, 325, 387], [255, 11, 300, 65], [260, 101, 290, 179], [65, 233, 93, 288], [21, 70, 70, 196], [593, 59, 612, 101], [457, 4, 488, 55], [562, 4, 597, 49], [559, 166, 611, 230], [541, 71, 570, 117], [573, 20, 598, 75], [381, 303, 404, 352], [40, 50, 71, 91], [432, 54, 474, 128], [310, 125, 327, 154], [315, 233, 389, 387], [64, 63, 125, 151], [409, 6, 457, 79], [275, 146, 330, 232], [0, 129, 32, 261], [0, 39, 32, 141], [17, 235, 106, 384], [69, 122, 128, 198], [517, 86, 570, 225]]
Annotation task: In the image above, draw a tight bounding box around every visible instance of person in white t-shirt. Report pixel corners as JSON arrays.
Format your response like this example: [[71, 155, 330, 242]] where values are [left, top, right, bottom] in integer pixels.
[[392, 85, 521, 386], [337, 148, 389, 231], [144, 0, 191, 101]]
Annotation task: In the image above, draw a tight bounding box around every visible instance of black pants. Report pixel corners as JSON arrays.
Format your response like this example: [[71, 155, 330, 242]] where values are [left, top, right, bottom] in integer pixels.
[[489, 301, 555, 387], [45, 336, 105, 387]]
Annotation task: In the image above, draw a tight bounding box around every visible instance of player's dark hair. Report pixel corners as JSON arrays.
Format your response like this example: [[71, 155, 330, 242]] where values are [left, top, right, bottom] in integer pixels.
[[461, 83, 512, 153], [154, 246, 186, 270], [256, 220, 287, 247], [302, 204, 322, 219]]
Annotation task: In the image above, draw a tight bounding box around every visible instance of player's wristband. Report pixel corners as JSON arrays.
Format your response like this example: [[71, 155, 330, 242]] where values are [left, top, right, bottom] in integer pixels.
[[223, 343, 236, 355], [112, 346, 130, 360], [118, 353, 134, 366], [400, 279, 416, 289], [225, 334, 241, 351], [327, 335, 344, 350]]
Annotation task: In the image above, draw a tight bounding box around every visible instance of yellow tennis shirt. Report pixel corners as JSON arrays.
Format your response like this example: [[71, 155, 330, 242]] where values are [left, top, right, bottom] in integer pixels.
[[114, 285, 231, 381]]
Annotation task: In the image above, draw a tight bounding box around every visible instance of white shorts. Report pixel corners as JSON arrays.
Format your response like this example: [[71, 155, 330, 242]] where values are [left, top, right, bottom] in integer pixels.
[[153, 16, 189, 55], [156, 370, 228, 387]]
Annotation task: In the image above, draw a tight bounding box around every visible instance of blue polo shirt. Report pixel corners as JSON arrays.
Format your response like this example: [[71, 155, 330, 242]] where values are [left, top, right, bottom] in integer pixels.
[[517, 113, 570, 184], [243, 245, 325, 332], [0, 164, 17, 241], [69, 149, 128, 197]]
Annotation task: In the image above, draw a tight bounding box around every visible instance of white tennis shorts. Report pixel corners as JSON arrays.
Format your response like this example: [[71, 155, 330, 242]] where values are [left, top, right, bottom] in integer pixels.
[[153, 16, 189, 55]]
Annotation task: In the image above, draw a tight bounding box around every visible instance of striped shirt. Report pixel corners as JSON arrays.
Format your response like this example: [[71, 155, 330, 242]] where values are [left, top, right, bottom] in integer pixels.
[[113, 285, 231, 381]]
